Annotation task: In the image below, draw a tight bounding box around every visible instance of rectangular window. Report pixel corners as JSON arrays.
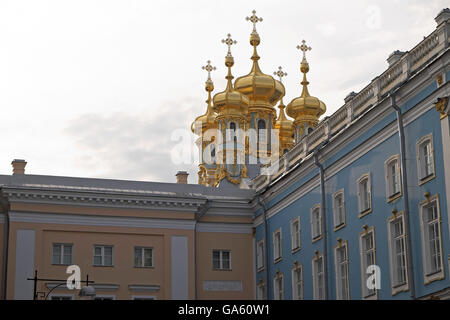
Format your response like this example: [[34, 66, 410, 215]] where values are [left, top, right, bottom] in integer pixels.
[[385, 156, 401, 199], [358, 174, 372, 215], [52, 244, 73, 265], [257, 240, 264, 270], [292, 266, 303, 300], [419, 197, 444, 283], [93, 245, 113, 266], [387, 214, 408, 294], [273, 274, 284, 300], [333, 191, 346, 229], [311, 206, 322, 240], [334, 243, 350, 300], [312, 255, 325, 300], [212, 250, 231, 270], [417, 135, 435, 183], [134, 247, 153, 268], [273, 229, 282, 261], [359, 230, 376, 298], [290, 218, 301, 251]]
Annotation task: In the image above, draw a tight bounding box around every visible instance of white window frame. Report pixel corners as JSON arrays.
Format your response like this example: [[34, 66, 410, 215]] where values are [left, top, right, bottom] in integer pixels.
[[291, 264, 304, 300], [387, 212, 409, 295], [333, 190, 346, 230], [311, 204, 322, 242], [359, 227, 378, 300], [312, 253, 325, 300], [419, 195, 445, 284], [290, 217, 301, 252], [273, 228, 282, 262], [212, 250, 232, 270], [52, 243, 73, 265], [385, 155, 402, 202], [416, 134, 436, 185], [334, 241, 350, 300], [256, 240, 265, 270], [357, 173, 372, 217], [273, 273, 284, 300], [134, 246, 154, 268], [93, 245, 114, 267]]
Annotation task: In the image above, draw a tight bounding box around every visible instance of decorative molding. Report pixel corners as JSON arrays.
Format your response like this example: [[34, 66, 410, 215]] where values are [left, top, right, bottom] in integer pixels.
[[197, 222, 253, 234], [203, 280, 243, 292], [8, 211, 196, 230]]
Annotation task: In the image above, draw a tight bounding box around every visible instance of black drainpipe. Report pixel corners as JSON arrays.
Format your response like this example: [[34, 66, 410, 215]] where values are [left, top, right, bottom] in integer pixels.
[[0, 193, 9, 300], [390, 92, 416, 299], [313, 143, 329, 300]]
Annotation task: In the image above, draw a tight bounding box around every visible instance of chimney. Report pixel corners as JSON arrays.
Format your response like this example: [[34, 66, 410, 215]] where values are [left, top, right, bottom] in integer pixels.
[[435, 8, 450, 27], [176, 171, 189, 184], [387, 50, 405, 67], [12, 159, 27, 175]]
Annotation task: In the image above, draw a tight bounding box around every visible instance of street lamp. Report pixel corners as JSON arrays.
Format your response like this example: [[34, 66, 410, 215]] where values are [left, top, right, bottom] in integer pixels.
[[79, 285, 96, 300]]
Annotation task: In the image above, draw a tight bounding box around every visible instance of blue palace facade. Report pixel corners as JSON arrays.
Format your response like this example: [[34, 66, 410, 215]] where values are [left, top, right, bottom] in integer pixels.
[[249, 10, 450, 300]]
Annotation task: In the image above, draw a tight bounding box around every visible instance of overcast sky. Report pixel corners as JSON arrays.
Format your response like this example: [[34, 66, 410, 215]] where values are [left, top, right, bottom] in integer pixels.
[[0, 0, 447, 183]]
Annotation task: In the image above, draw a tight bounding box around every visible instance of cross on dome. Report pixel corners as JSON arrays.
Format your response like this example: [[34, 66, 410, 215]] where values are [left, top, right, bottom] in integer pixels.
[[246, 10, 263, 32], [273, 66, 287, 82], [202, 60, 216, 80], [222, 34, 237, 55], [297, 40, 311, 58]]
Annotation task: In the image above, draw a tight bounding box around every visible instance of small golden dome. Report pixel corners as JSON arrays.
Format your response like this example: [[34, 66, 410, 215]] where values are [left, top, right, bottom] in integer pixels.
[[234, 11, 284, 110], [273, 67, 294, 153], [192, 62, 218, 134], [213, 35, 249, 116], [286, 40, 326, 127]]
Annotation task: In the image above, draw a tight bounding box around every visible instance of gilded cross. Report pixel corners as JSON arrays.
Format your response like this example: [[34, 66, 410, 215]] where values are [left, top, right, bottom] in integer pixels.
[[296, 40, 311, 58], [202, 60, 216, 79], [222, 34, 237, 54], [273, 66, 287, 82], [246, 10, 263, 31]]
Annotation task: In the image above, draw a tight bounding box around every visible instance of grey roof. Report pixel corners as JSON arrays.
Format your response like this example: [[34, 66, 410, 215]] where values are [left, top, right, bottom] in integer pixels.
[[0, 174, 255, 200]]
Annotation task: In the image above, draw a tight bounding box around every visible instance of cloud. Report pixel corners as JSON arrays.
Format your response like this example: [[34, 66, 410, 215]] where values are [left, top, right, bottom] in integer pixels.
[[63, 97, 200, 183], [316, 23, 337, 37]]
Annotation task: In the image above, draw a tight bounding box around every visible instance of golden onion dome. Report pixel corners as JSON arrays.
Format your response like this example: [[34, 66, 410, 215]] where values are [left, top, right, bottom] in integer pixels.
[[275, 101, 294, 137], [234, 11, 284, 111], [213, 35, 249, 116], [286, 40, 326, 126], [191, 61, 218, 134]]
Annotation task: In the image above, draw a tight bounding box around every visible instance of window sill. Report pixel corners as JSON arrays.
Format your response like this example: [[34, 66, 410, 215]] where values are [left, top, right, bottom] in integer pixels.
[[291, 247, 301, 254], [212, 268, 232, 271], [334, 223, 346, 232], [419, 173, 436, 186], [51, 263, 72, 266], [257, 267, 265, 273], [424, 270, 445, 285], [358, 208, 372, 219], [134, 266, 155, 269], [93, 265, 114, 267], [274, 257, 283, 264], [311, 235, 323, 243], [387, 192, 402, 203]]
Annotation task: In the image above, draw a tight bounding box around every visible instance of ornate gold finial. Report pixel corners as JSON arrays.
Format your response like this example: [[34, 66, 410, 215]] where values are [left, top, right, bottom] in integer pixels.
[[297, 40, 312, 59], [222, 33, 237, 56], [202, 60, 216, 80], [273, 66, 287, 82], [246, 10, 263, 32]]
